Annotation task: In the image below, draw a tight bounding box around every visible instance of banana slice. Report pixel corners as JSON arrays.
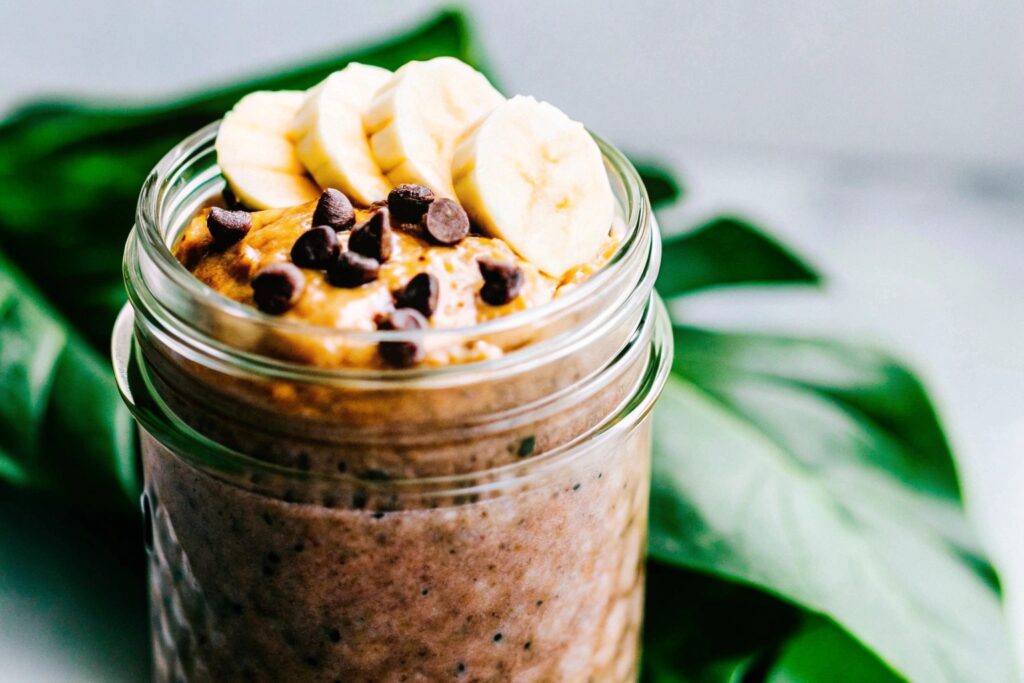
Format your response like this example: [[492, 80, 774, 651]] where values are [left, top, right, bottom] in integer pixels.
[[365, 57, 504, 198], [452, 96, 614, 278], [216, 91, 321, 209], [292, 63, 393, 206]]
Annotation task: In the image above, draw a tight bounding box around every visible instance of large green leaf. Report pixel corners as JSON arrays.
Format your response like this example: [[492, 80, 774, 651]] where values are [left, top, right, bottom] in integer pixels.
[[0, 10, 477, 350], [673, 326, 962, 511], [657, 217, 819, 297], [765, 619, 903, 683], [649, 368, 1013, 681], [0, 250, 135, 508], [633, 159, 684, 209], [642, 562, 801, 683]]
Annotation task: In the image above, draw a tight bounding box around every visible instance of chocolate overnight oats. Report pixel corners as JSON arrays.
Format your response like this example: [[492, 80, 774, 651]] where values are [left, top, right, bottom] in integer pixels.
[[113, 57, 671, 682]]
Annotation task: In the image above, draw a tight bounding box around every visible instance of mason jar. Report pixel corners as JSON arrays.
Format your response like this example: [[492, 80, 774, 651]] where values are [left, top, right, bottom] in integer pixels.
[[112, 122, 671, 682]]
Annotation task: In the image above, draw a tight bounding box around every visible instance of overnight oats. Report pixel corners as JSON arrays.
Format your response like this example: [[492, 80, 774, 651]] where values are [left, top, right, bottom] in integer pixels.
[[112, 57, 671, 682]]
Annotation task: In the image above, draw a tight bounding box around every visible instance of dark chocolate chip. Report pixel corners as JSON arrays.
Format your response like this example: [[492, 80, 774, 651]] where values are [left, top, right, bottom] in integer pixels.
[[424, 197, 469, 245], [387, 184, 435, 224], [349, 208, 393, 262], [290, 225, 339, 269], [393, 272, 439, 318], [327, 251, 380, 288], [478, 258, 524, 305], [312, 188, 355, 231], [207, 207, 251, 246], [252, 262, 305, 314], [375, 308, 427, 367]]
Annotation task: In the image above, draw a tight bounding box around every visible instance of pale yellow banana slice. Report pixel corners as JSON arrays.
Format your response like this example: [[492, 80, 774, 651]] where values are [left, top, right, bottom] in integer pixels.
[[292, 63, 393, 206], [365, 57, 504, 198], [452, 96, 614, 278], [216, 91, 321, 209]]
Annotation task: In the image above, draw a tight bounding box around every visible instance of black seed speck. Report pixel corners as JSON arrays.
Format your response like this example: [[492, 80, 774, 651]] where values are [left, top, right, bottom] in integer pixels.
[[353, 490, 368, 509], [524, 641, 532, 650], [267, 552, 281, 563], [517, 436, 536, 457], [371, 511, 386, 520], [455, 662, 466, 675], [573, 483, 581, 491], [328, 628, 341, 644], [493, 633, 503, 642], [293, 543, 304, 553], [421, 588, 430, 596]]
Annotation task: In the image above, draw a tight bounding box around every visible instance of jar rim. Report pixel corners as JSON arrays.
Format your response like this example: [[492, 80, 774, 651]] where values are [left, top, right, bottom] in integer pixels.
[[130, 122, 652, 358]]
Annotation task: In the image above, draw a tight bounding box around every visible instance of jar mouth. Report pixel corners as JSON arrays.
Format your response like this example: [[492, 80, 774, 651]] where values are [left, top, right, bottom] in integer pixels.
[[113, 296, 673, 496], [130, 122, 652, 360]]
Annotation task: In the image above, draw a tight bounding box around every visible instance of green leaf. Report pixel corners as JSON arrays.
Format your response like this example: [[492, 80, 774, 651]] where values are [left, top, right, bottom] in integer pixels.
[[650, 367, 1014, 681], [0, 9, 477, 351], [0, 250, 135, 509], [633, 159, 684, 209], [673, 326, 960, 504], [642, 562, 800, 683], [657, 217, 820, 297], [765, 619, 904, 683]]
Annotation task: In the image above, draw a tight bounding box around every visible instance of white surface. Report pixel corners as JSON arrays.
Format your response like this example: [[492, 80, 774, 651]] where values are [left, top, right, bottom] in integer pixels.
[[2, 1, 1023, 165], [2, 1, 1023, 678]]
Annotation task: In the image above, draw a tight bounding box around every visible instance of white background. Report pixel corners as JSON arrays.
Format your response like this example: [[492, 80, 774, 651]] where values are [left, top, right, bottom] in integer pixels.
[[2, 1, 1023, 679]]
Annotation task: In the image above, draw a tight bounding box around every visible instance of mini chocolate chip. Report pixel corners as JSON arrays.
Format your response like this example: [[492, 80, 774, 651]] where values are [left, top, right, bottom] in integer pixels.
[[207, 207, 251, 246], [327, 251, 380, 288], [424, 197, 469, 245], [349, 209, 393, 262], [393, 272, 439, 318], [375, 308, 427, 367], [290, 225, 339, 269], [312, 188, 355, 231], [478, 258, 524, 305], [252, 262, 305, 314], [388, 184, 435, 223]]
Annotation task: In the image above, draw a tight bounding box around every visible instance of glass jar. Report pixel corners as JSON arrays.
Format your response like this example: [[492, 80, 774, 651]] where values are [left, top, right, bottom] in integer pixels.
[[112, 122, 671, 682]]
